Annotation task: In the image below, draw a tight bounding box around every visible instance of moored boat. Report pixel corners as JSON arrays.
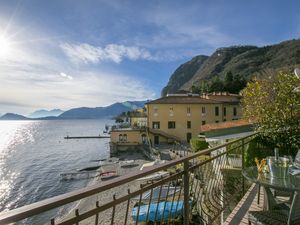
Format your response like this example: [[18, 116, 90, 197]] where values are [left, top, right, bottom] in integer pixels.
[[100, 171, 118, 180]]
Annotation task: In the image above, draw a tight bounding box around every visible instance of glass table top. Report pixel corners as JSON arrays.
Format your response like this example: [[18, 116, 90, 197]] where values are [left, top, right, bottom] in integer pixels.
[[243, 166, 300, 192]]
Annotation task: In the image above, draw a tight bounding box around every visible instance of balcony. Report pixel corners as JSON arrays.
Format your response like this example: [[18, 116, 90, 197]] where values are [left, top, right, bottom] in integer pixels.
[[0, 133, 272, 225]]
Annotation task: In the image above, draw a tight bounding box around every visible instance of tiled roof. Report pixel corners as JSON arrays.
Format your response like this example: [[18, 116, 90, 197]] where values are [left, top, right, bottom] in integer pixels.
[[200, 119, 253, 132], [146, 96, 222, 104]]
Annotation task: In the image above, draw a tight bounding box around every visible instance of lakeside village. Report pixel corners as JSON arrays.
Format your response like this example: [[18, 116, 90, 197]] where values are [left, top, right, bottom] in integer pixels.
[[59, 91, 252, 224], [1, 72, 299, 225], [109, 91, 251, 160]]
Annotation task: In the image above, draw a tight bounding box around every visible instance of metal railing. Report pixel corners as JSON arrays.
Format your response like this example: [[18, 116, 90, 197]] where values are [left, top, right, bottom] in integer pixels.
[[0, 133, 257, 225]]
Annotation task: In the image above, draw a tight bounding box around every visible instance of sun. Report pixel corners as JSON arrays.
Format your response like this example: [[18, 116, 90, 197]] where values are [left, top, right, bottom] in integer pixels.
[[0, 36, 12, 58]]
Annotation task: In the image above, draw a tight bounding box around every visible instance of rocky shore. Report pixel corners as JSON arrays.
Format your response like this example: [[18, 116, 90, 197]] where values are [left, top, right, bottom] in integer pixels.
[[60, 152, 152, 225]]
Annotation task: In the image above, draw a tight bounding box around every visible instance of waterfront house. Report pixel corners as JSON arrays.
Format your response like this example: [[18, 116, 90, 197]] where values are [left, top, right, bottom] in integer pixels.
[[146, 92, 242, 145], [110, 92, 242, 155]]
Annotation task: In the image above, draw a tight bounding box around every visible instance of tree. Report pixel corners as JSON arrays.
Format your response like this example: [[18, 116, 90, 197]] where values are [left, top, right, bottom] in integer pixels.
[[224, 71, 234, 92], [241, 72, 300, 156], [209, 77, 224, 92]]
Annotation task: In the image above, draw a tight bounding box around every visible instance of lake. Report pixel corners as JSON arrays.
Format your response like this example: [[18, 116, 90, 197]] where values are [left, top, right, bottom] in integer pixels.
[[0, 120, 112, 224]]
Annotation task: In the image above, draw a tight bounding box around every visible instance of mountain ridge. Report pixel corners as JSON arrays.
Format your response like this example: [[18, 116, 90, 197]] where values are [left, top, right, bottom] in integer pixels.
[[0, 100, 147, 120], [162, 39, 300, 95], [28, 109, 64, 118]]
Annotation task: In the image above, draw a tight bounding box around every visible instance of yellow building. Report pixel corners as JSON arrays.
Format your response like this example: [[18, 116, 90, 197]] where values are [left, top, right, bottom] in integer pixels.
[[146, 92, 242, 145], [109, 92, 242, 154], [130, 112, 147, 128]]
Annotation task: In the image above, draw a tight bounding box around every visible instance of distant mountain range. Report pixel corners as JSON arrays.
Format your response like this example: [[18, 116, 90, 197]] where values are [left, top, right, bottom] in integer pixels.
[[28, 109, 64, 118], [162, 39, 300, 95], [0, 113, 29, 120], [0, 100, 147, 120]]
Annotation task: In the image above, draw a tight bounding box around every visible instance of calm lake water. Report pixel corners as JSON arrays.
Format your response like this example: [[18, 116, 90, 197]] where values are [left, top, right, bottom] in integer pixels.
[[0, 120, 112, 224]]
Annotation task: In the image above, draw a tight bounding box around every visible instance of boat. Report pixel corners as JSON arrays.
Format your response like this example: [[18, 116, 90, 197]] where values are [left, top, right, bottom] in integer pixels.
[[120, 160, 139, 168], [77, 165, 101, 172], [131, 200, 191, 222], [100, 171, 118, 180], [140, 160, 166, 170], [136, 171, 169, 181], [131, 186, 180, 201]]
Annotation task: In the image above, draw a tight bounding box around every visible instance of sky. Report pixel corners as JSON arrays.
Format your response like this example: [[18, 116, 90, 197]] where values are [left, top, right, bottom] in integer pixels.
[[0, 0, 300, 115]]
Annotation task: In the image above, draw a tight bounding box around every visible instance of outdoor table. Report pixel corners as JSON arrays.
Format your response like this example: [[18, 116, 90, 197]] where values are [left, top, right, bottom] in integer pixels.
[[242, 166, 300, 211]]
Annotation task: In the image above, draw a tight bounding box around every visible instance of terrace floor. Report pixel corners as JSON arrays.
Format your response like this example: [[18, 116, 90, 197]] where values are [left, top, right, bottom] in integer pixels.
[[224, 184, 264, 225]]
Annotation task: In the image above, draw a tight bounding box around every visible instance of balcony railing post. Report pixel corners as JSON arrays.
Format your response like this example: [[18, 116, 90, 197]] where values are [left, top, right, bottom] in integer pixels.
[[183, 159, 190, 225], [242, 139, 245, 196]]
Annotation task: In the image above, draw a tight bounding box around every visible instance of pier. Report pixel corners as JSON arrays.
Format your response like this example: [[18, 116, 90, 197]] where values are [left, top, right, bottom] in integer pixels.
[[64, 135, 110, 139]]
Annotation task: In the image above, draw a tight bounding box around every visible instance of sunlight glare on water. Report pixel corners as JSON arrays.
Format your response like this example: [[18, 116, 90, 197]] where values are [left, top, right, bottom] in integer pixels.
[[0, 120, 110, 224], [0, 121, 36, 211]]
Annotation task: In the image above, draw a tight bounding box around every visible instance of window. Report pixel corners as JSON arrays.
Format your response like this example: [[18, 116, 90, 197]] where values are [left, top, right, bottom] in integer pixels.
[[215, 120, 219, 123], [168, 121, 176, 129], [118, 134, 127, 142], [186, 132, 192, 143], [215, 106, 219, 116], [202, 121, 206, 125], [187, 121, 191, 129], [169, 107, 174, 116], [153, 107, 158, 116], [152, 121, 160, 129], [141, 134, 147, 144], [223, 107, 227, 116], [187, 107, 191, 116], [233, 107, 237, 116], [223, 119, 227, 122], [202, 107, 206, 115], [123, 134, 127, 142]]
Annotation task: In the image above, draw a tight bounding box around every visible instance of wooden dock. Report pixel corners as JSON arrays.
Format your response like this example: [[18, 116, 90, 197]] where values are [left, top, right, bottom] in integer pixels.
[[64, 135, 110, 139]]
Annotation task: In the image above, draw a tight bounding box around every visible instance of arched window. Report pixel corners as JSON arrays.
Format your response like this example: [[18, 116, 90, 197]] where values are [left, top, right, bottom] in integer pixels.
[[119, 134, 123, 142], [141, 134, 147, 144], [123, 134, 127, 142]]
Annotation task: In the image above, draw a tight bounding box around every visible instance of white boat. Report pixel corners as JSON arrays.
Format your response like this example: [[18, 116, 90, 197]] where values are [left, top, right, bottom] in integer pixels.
[[119, 160, 139, 168], [140, 160, 166, 170]]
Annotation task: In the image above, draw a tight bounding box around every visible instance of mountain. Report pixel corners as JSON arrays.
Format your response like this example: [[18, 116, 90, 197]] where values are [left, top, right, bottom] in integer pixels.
[[0, 113, 29, 120], [161, 55, 209, 96], [28, 109, 64, 118], [162, 39, 300, 95], [58, 101, 146, 119]]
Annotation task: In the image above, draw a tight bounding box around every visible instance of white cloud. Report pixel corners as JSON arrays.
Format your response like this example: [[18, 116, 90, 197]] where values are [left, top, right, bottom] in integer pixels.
[[60, 43, 153, 64], [0, 68, 155, 114], [0, 38, 154, 114], [60, 72, 73, 80]]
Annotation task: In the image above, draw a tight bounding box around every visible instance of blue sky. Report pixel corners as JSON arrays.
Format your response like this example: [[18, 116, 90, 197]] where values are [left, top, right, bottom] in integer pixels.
[[0, 0, 300, 114]]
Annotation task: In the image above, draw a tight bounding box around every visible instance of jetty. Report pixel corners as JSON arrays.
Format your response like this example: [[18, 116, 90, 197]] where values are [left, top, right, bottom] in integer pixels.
[[64, 135, 110, 139]]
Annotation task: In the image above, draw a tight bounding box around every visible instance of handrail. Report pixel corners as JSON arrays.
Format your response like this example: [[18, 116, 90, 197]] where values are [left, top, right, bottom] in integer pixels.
[[0, 133, 256, 224]]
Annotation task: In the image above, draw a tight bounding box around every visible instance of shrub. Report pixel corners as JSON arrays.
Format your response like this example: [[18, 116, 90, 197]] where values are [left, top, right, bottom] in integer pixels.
[[190, 138, 209, 152], [244, 136, 273, 167]]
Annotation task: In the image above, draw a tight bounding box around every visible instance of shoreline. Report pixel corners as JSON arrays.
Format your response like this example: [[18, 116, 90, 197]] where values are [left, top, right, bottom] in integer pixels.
[[59, 151, 152, 224]]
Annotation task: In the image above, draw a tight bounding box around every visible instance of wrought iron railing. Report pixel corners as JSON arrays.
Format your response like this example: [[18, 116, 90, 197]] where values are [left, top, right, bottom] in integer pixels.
[[0, 133, 257, 225]]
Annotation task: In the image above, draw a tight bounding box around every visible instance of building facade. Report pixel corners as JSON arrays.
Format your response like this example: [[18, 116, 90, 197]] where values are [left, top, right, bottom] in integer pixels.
[[110, 92, 242, 153], [146, 92, 242, 145]]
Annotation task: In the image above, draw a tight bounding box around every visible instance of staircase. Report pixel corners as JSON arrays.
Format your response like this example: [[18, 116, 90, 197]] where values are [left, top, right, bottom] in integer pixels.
[[148, 128, 181, 142]]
